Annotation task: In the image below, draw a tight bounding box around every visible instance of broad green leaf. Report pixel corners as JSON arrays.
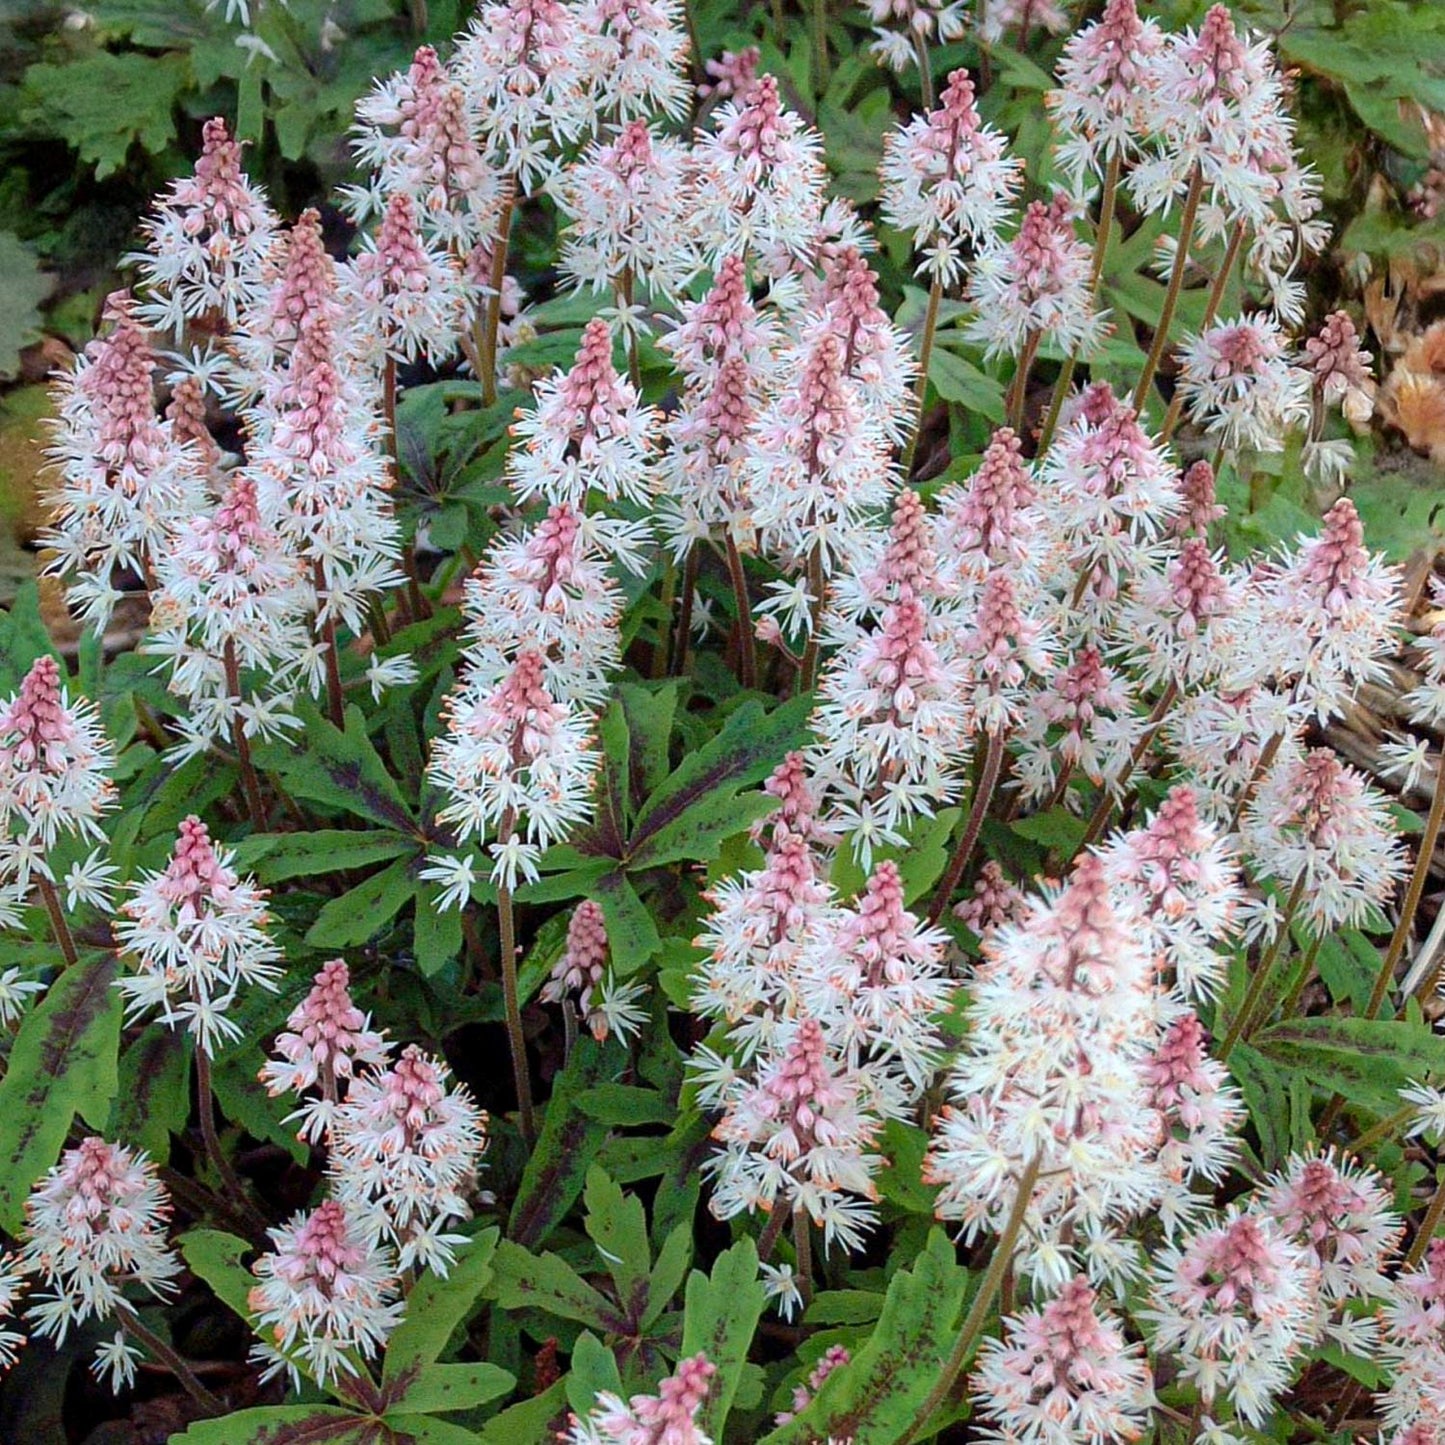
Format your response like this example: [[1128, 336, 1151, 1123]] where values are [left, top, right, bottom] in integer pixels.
[[566, 1331, 624, 1418], [681, 1238, 767, 1439], [413, 880, 463, 976], [584, 1167, 652, 1304], [576, 1083, 675, 1127], [591, 870, 662, 974], [618, 682, 679, 807], [390, 1361, 515, 1414], [877, 1120, 940, 1216], [305, 857, 417, 949], [1229, 1042, 1294, 1169], [109, 1024, 189, 1160], [1252, 1015, 1445, 1116], [927, 347, 1007, 422], [0, 583, 62, 691], [830, 808, 962, 908], [384, 1418, 487, 1444], [804, 1291, 886, 1326], [0, 956, 122, 1232], [762, 1230, 970, 1445], [256, 702, 417, 831], [509, 1037, 614, 1248], [1010, 808, 1087, 853], [491, 1241, 620, 1331], [642, 1223, 694, 1331], [384, 1228, 499, 1381], [231, 830, 415, 883], [180, 1230, 255, 1321], [475, 1380, 568, 1443], [169, 1405, 365, 1443], [0, 235, 53, 381]]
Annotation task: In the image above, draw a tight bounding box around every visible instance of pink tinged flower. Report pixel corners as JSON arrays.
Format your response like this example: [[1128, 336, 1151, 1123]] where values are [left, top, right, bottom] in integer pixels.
[[775, 1344, 851, 1426], [576, 0, 691, 123], [960, 567, 1052, 733], [810, 860, 954, 1092], [540, 899, 645, 1044], [551, 120, 699, 304], [1102, 785, 1241, 998], [967, 191, 1107, 360], [705, 1015, 885, 1252], [0, 655, 115, 869], [1242, 747, 1406, 933], [973, 1276, 1154, 1445], [879, 69, 1023, 286], [329, 1044, 489, 1275], [936, 427, 1040, 581], [165, 376, 221, 472], [817, 247, 916, 443], [44, 292, 207, 628], [1144, 1207, 1319, 1427], [699, 45, 760, 100], [1305, 309, 1375, 425], [260, 959, 391, 1141], [954, 858, 1022, 934], [430, 648, 602, 888], [1177, 313, 1311, 454], [247, 1198, 403, 1387], [1262, 1151, 1400, 1309], [1379, 1239, 1445, 1435], [251, 208, 340, 365], [132, 115, 278, 336], [1047, 0, 1164, 185], [508, 316, 661, 509], [456, 0, 599, 190], [757, 750, 829, 848], [979, 0, 1068, 46], [690, 75, 829, 266], [568, 1352, 716, 1445], [1174, 459, 1224, 537], [863, 0, 966, 73], [662, 254, 776, 384], [19, 1137, 180, 1346], [346, 190, 466, 366], [114, 815, 283, 1055]]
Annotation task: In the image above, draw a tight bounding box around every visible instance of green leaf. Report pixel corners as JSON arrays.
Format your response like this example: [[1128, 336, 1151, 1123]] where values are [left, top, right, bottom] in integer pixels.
[[1011, 808, 1087, 854], [109, 1024, 189, 1160], [180, 1229, 255, 1321], [1252, 1015, 1445, 1116], [591, 869, 662, 974], [0, 234, 54, 381], [475, 1380, 568, 1443], [0, 583, 62, 691], [576, 1083, 676, 1127], [231, 830, 416, 883], [1229, 1042, 1294, 1169], [584, 1167, 652, 1304], [619, 682, 679, 806], [385, 1418, 489, 1444], [413, 881, 463, 976], [384, 1228, 499, 1381], [566, 1331, 624, 1418], [20, 53, 191, 178], [306, 857, 417, 949], [762, 1230, 970, 1445], [169, 1405, 366, 1443], [390, 1361, 516, 1414], [681, 1238, 767, 1439], [255, 702, 417, 831], [642, 1223, 694, 1331], [509, 1037, 615, 1248], [0, 957, 122, 1232], [927, 347, 1007, 422], [491, 1241, 620, 1330], [830, 808, 962, 908]]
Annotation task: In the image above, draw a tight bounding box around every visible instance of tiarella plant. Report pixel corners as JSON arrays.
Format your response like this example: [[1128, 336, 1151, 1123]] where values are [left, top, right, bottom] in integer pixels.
[[2, 3, 1445, 1444]]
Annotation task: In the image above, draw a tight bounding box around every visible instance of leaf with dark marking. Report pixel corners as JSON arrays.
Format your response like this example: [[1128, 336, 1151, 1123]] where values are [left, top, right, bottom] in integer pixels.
[[680, 1238, 766, 1440], [0, 956, 121, 1232]]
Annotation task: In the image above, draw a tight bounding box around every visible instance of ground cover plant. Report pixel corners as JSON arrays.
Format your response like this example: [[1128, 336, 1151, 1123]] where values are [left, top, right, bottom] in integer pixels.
[[4, 1, 1445, 1442]]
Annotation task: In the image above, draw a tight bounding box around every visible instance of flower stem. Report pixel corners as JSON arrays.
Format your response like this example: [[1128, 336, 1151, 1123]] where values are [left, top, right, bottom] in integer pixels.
[[1005, 330, 1041, 433], [723, 535, 757, 690], [497, 833, 537, 1144], [1161, 218, 1247, 443], [1228, 729, 1283, 832], [1405, 1169, 1445, 1270], [812, 0, 830, 94], [798, 548, 827, 694], [927, 727, 1006, 927], [1277, 934, 1323, 1018], [223, 640, 266, 831], [671, 548, 700, 677], [193, 1047, 263, 1232], [1218, 875, 1306, 1062], [757, 1201, 787, 1261], [37, 875, 78, 966], [905, 1153, 1042, 1444], [117, 1304, 225, 1416], [792, 1205, 814, 1308], [902, 278, 944, 477], [479, 189, 517, 408], [311, 561, 346, 729], [1132, 166, 1204, 416], [1367, 744, 1445, 1018]]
